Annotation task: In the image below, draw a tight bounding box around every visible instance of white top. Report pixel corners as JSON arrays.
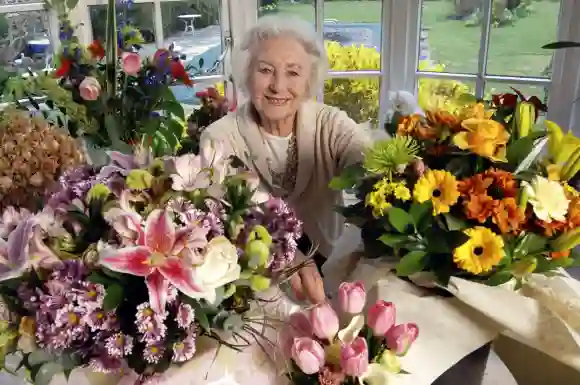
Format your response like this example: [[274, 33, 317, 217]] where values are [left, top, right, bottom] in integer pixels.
[[178, 14, 201, 19], [261, 131, 292, 194]]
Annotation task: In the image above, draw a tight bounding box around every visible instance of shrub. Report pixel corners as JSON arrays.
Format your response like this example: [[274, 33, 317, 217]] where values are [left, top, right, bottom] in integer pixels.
[[323, 41, 474, 125]]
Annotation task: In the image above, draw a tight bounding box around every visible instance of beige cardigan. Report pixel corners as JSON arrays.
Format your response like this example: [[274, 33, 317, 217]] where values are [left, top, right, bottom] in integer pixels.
[[200, 101, 371, 257]]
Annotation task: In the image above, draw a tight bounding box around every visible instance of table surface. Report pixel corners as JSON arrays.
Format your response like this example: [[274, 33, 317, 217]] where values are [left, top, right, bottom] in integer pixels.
[[178, 14, 201, 19]]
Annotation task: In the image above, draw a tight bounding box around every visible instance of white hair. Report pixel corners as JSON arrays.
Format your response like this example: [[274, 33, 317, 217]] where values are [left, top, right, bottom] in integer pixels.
[[232, 15, 329, 99]]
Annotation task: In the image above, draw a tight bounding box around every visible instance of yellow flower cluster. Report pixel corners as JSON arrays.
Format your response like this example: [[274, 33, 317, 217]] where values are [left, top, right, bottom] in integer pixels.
[[365, 179, 411, 217], [0, 109, 84, 210]]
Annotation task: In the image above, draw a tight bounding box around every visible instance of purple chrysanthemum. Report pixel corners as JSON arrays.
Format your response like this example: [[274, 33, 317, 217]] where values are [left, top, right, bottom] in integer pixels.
[[143, 342, 165, 364], [46, 165, 100, 209], [172, 328, 197, 363], [135, 302, 167, 343], [88, 354, 124, 374], [169, 197, 225, 238], [105, 333, 134, 358], [175, 303, 194, 329], [241, 198, 303, 271]]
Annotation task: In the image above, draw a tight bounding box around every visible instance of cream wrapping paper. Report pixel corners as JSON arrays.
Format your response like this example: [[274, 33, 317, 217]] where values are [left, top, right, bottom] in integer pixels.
[[323, 252, 580, 384]]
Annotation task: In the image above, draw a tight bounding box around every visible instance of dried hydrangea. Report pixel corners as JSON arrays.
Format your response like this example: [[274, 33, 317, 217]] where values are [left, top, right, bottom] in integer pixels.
[[0, 109, 84, 210]]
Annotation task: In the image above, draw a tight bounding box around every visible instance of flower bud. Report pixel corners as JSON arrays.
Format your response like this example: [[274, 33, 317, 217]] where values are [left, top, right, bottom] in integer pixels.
[[291, 337, 325, 374], [367, 301, 396, 336], [310, 303, 339, 341], [340, 337, 369, 377], [385, 323, 419, 356], [338, 281, 366, 314]]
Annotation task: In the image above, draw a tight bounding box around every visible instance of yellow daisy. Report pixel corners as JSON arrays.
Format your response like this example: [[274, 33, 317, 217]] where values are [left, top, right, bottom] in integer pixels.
[[413, 170, 460, 215], [453, 227, 505, 274]]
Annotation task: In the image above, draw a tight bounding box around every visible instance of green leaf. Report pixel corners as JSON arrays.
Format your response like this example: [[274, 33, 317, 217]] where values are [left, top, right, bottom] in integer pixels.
[[378, 233, 410, 248], [507, 133, 545, 166], [187, 301, 211, 331], [409, 201, 431, 227], [446, 230, 471, 249], [87, 272, 114, 286], [28, 350, 56, 367], [443, 214, 469, 231], [328, 163, 365, 190], [103, 284, 124, 311], [34, 362, 63, 385], [486, 271, 513, 286], [126, 169, 154, 190], [387, 207, 414, 234], [66, 0, 78, 9], [515, 233, 548, 257], [542, 41, 580, 49], [3, 351, 24, 374], [163, 101, 186, 121], [222, 314, 244, 331], [396, 251, 427, 277]]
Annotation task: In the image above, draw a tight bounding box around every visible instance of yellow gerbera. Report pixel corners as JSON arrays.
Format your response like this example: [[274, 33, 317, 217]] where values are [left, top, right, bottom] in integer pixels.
[[453, 118, 510, 162], [413, 170, 460, 215], [453, 227, 505, 274]]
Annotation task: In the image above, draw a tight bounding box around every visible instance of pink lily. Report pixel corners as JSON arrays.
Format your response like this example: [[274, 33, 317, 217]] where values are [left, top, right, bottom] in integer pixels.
[[0, 220, 34, 282], [99, 209, 207, 313]]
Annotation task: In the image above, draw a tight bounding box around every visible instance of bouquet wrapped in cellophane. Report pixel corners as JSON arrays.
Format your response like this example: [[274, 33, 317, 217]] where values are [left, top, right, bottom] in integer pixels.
[[0, 141, 304, 385], [331, 88, 580, 287]]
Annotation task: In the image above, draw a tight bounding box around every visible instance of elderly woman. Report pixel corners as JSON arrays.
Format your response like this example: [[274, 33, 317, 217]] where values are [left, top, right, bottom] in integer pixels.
[[200, 15, 371, 304]]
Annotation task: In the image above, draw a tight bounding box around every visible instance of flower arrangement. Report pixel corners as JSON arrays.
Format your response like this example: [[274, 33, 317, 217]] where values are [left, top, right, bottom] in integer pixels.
[[0, 109, 84, 211], [179, 86, 236, 156], [331, 89, 580, 287], [281, 281, 418, 385], [4, 0, 193, 158], [0, 142, 304, 384]]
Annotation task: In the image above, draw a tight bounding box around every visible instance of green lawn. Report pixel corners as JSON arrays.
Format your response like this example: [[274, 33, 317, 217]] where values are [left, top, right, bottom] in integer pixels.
[[273, 0, 560, 97]]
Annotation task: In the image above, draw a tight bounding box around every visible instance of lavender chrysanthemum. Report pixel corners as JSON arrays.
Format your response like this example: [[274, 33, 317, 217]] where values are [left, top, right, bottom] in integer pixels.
[[169, 197, 225, 238], [46, 166, 99, 209], [175, 303, 194, 329], [135, 302, 168, 343], [105, 333, 134, 358], [242, 198, 303, 271], [172, 328, 197, 363], [144, 342, 165, 364]]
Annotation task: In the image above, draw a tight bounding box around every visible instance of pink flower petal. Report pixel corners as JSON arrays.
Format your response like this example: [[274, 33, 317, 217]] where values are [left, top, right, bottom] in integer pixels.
[[144, 210, 176, 254], [146, 270, 170, 314], [6, 220, 34, 267], [100, 246, 153, 276], [158, 258, 202, 298]]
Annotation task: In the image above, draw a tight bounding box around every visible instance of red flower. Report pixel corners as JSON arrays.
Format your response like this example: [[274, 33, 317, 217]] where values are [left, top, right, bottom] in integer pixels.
[[54, 57, 71, 78], [170, 61, 193, 87], [492, 93, 518, 109], [88, 40, 105, 59]]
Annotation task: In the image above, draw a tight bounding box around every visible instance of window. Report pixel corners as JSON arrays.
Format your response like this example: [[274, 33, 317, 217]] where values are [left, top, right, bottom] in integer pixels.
[[417, 0, 560, 103], [82, 0, 228, 106]]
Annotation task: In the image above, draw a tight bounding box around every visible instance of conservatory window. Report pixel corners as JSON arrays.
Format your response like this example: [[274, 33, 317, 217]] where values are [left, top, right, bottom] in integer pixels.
[[0, 1, 57, 81]]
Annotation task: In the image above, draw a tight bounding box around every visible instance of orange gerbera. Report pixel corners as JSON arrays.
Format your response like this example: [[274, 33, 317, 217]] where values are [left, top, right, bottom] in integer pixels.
[[491, 197, 526, 234], [550, 250, 571, 260], [426, 110, 461, 132], [464, 194, 496, 223], [484, 169, 518, 198], [397, 114, 440, 140]]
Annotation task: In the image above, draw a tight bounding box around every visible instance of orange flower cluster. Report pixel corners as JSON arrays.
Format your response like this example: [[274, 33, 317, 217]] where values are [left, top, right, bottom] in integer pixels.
[[537, 188, 580, 236], [458, 169, 526, 234], [396, 114, 440, 140]]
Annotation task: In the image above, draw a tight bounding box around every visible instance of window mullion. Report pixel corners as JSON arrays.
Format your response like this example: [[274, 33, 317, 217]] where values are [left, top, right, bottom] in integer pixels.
[[315, 0, 324, 102], [475, 0, 493, 98], [153, 1, 164, 48]]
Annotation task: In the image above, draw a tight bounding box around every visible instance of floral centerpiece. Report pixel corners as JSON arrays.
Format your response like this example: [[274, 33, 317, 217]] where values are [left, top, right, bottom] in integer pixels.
[[0, 109, 84, 211], [0, 141, 304, 384], [281, 281, 418, 385], [4, 0, 193, 159], [330, 88, 580, 288]]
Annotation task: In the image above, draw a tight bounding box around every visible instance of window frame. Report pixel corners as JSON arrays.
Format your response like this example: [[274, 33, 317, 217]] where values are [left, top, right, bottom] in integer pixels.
[[0, 2, 60, 52]]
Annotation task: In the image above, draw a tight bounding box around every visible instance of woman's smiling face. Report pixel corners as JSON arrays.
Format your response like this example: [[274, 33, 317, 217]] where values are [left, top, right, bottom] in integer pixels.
[[248, 35, 313, 124]]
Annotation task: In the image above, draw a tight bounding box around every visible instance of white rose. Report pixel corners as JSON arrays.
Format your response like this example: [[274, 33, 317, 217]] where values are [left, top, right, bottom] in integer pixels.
[[192, 236, 241, 304]]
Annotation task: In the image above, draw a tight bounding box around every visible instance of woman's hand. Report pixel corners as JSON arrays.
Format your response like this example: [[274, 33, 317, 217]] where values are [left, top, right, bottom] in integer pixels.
[[289, 262, 326, 304]]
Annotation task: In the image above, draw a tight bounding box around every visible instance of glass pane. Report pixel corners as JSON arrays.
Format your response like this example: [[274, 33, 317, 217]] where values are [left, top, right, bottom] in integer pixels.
[[0, 10, 53, 74], [160, 0, 222, 74], [324, 77, 379, 126], [416, 77, 476, 111], [418, 1, 483, 74], [88, 3, 156, 45], [324, 0, 382, 71], [259, 0, 315, 23], [487, 1, 561, 77]]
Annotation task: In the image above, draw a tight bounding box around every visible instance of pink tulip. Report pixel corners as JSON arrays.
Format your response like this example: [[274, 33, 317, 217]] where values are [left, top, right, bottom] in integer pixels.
[[291, 337, 325, 374], [367, 301, 396, 336], [386, 323, 419, 356], [279, 312, 312, 357], [340, 337, 369, 377], [121, 52, 141, 76], [78, 76, 101, 101], [310, 303, 339, 340], [338, 281, 366, 314]]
